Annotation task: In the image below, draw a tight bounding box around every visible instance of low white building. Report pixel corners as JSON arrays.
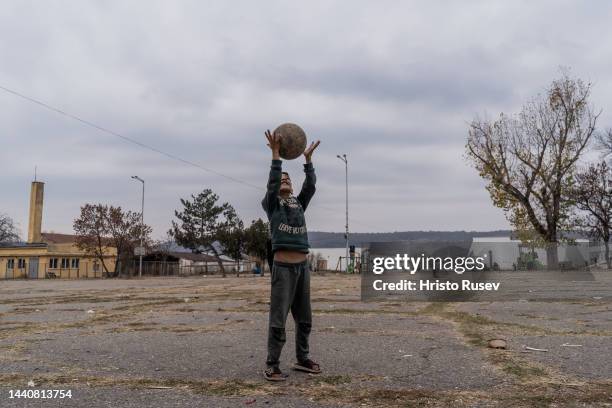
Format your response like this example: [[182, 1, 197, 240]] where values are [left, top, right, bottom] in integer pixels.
[[469, 237, 593, 270]]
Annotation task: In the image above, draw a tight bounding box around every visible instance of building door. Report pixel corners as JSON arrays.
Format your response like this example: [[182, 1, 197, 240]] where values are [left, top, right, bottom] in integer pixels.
[[28, 258, 39, 279]]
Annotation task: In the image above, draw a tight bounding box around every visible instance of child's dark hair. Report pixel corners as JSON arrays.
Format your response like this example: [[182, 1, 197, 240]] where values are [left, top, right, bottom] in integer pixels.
[[282, 172, 290, 178]]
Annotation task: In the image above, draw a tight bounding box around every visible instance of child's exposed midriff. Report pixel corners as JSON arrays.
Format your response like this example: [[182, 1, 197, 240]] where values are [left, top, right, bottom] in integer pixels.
[[274, 249, 307, 263]]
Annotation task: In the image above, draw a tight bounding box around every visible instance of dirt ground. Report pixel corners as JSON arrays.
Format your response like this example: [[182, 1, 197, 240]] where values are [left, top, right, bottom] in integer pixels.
[[0, 273, 611, 407]]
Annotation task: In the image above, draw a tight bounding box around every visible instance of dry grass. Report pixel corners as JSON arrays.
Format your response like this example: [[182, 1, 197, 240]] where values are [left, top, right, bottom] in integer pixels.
[[0, 372, 609, 408], [1, 276, 610, 407]]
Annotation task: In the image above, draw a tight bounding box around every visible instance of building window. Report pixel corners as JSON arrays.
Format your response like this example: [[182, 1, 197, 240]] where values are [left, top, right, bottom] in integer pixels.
[[49, 258, 58, 269], [71, 258, 80, 269], [61, 258, 70, 268], [93, 262, 100, 272], [18, 258, 26, 269], [7, 259, 15, 269]]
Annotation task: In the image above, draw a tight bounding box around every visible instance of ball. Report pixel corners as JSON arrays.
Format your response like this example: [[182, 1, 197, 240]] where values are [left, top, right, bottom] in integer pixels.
[[274, 123, 307, 160]]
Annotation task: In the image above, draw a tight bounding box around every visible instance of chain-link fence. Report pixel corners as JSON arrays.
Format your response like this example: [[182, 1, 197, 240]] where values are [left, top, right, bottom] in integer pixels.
[[2, 258, 262, 280], [115, 260, 259, 277]]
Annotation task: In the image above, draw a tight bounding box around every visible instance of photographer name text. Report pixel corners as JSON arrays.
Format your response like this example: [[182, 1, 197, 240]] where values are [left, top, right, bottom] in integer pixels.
[[372, 279, 500, 291]]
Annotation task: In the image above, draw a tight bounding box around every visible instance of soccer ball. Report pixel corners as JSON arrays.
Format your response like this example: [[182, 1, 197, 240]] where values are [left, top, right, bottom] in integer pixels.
[[274, 123, 307, 160]]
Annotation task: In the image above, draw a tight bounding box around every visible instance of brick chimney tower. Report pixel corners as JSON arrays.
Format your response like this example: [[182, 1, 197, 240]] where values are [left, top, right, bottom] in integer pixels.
[[27, 181, 44, 243]]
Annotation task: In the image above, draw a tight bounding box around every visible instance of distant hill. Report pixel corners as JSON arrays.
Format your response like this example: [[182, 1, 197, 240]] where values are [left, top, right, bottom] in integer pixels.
[[308, 230, 513, 248]]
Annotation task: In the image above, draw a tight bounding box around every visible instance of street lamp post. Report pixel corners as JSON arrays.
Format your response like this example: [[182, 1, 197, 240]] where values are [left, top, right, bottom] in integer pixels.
[[131, 176, 145, 278], [336, 154, 349, 272]]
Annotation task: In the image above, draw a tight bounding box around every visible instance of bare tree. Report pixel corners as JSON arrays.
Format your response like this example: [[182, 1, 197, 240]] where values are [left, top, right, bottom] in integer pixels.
[[595, 129, 612, 154], [74, 204, 152, 275], [0, 213, 20, 243], [466, 73, 599, 269], [106, 206, 153, 275], [74, 204, 111, 274], [572, 161, 612, 268]]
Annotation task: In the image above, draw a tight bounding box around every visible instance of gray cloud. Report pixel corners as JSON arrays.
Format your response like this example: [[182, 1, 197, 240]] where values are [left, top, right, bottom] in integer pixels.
[[2, 0, 612, 237]]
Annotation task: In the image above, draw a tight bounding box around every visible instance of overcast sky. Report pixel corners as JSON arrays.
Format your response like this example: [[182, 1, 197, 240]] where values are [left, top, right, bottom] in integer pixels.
[[2, 1, 612, 239]]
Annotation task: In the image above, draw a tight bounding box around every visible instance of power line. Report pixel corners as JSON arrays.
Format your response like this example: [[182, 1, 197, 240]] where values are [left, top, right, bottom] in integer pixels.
[[0, 84, 261, 190], [0, 84, 377, 230]]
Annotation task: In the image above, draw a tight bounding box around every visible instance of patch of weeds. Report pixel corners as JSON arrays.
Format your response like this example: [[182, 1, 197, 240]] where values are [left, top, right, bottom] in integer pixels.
[[313, 308, 417, 316], [0, 341, 28, 354], [497, 382, 612, 406], [500, 394, 554, 407], [215, 306, 267, 313], [516, 313, 540, 319], [111, 298, 187, 311], [0, 373, 270, 397], [308, 375, 351, 385], [346, 388, 450, 408], [172, 307, 198, 312], [310, 297, 359, 303], [126, 322, 152, 327], [419, 302, 448, 315], [198, 379, 263, 396], [501, 361, 546, 379], [167, 327, 197, 333], [488, 352, 548, 381]]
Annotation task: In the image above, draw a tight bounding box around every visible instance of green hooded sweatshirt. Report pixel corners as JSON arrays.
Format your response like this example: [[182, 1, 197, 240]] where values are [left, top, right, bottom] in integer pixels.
[[262, 159, 316, 253]]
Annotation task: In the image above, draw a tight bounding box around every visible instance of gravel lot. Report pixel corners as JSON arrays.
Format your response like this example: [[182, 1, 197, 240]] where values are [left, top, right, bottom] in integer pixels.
[[0, 273, 611, 407]]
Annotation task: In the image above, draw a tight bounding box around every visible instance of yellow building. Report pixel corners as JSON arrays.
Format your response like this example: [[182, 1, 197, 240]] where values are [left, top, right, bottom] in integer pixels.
[[0, 181, 117, 279]]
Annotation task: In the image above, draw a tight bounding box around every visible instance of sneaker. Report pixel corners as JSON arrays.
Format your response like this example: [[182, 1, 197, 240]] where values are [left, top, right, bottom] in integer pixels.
[[263, 366, 288, 381]]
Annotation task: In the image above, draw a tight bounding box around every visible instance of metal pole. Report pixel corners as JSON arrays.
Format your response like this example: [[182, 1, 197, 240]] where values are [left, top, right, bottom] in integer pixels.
[[345, 155, 349, 273], [132, 176, 145, 278], [140, 179, 144, 278], [337, 154, 349, 272]]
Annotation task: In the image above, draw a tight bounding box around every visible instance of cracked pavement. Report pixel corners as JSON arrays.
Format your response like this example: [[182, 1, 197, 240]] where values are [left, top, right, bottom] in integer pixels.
[[0, 274, 611, 407]]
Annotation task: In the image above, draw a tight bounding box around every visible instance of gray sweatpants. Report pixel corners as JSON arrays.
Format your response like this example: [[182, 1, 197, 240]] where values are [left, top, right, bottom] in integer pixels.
[[266, 260, 312, 368]]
